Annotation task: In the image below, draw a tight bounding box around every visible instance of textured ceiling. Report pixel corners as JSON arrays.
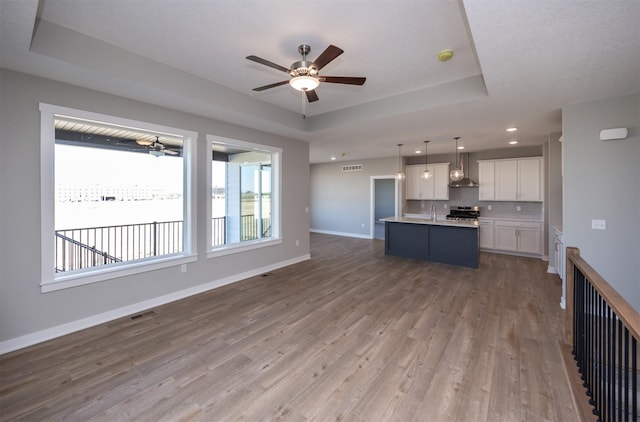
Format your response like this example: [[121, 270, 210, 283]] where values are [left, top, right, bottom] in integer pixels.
[[1, 0, 638, 163]]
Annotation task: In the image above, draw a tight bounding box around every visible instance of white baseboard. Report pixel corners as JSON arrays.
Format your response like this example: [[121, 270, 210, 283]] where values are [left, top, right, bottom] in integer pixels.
[[310, 229, 372, 239], [0, 254, 310, 355]]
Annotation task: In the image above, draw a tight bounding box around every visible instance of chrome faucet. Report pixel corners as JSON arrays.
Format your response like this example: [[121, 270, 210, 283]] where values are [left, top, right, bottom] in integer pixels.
[[430, 204, 436, 220]]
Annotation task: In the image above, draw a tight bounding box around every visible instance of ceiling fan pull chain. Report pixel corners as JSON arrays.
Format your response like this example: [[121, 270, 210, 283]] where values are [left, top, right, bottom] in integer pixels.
[[302, 91, 306, 119]]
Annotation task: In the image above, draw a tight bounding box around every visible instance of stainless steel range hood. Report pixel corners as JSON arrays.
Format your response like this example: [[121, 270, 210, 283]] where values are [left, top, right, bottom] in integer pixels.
[[449, 153, 479, 188]]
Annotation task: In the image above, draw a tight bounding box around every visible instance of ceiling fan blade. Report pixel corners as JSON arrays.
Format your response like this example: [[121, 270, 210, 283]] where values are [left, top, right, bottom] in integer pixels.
[[311, 45, 344, 71], [252, 80, 290, 91], [246, 55, 290, 73], [164, 149, 179, 156], [305, 90, 319, 103], [320, 76, 366, 85]]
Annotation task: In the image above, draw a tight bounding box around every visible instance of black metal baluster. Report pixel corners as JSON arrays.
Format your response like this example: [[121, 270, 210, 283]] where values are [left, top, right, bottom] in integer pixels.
[[632, 337, 637, 422], [611, 314, 617, 422], [575, 269, 582, 360], [596, 291, 603, 420], [587, 280, 594, 401], [588, 286, 598, 410], [587, 277, 592, 389], [624, 328, 629, 422], [607, 305, 612, 422]]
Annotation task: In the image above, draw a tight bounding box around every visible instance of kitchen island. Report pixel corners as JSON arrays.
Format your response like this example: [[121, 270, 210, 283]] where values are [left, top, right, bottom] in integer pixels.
[[382, 216, 479, 268]]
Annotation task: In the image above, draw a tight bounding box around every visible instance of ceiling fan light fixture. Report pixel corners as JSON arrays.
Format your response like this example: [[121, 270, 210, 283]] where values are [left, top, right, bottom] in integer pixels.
[[289, 76, 320, 92], [135, 138, 154, 146]]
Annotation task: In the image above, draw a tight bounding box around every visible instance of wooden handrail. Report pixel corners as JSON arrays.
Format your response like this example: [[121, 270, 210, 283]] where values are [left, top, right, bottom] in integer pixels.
[[564, 246, 640, 345]]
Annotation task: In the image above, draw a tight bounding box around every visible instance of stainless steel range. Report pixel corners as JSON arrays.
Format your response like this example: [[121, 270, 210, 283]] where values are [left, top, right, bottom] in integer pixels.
[[446, 206, 480, 223]]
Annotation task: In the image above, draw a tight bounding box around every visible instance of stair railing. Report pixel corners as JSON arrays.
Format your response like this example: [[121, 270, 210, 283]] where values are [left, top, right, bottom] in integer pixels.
[[565, 246, 639, 421]]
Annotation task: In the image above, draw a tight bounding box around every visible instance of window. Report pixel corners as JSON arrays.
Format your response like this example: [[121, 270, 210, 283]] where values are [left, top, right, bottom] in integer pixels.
[[40, 104, 197, 292], [207, 135, 281, 256]]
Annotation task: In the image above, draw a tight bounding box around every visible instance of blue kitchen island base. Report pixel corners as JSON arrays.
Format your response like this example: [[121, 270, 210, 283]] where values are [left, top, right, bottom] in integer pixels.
[[384, 220, 479, 268]]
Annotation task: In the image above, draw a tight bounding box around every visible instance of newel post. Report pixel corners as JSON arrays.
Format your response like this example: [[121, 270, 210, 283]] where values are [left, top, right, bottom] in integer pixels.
[[564, 246, 580, 346]]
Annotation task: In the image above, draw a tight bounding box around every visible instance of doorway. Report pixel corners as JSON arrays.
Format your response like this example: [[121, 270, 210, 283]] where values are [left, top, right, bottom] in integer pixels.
[[370, 176, 399, 240]]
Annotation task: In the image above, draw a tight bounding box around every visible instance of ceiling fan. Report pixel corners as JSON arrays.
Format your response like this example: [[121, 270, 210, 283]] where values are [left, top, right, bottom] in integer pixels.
[[135, 136, 180, 157], [246, 44, 366, 103]]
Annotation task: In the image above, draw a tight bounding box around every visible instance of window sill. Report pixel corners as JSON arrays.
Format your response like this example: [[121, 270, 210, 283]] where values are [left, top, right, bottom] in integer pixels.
[[207, 238, 282, 259], [41, 254, 199, 293]]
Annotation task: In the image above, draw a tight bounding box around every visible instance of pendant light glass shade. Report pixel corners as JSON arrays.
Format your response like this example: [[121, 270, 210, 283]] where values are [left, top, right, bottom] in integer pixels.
[[396, 143, 405, 180], [449, 137, 464, 182], [422, 140, 432, 180]]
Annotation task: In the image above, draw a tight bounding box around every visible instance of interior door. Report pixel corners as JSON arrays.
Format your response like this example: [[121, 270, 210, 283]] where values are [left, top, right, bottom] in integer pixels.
[[374, 178, 396, 239]]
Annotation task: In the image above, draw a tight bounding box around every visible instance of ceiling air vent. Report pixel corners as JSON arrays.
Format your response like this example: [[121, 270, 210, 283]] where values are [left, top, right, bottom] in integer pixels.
[[342, 164, 363, 172]]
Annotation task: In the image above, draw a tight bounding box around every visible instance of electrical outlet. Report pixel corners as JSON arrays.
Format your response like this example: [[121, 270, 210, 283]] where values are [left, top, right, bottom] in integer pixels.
[[487, 205, 492, 211], [296, 240, 300, 246], [444, 204, 448, 209], [181, 264, 187, 273], [591, 219, 606, 230], [421, 202, 425, 208], [361, 223, 365, 228], [516, 205, 521, 212]]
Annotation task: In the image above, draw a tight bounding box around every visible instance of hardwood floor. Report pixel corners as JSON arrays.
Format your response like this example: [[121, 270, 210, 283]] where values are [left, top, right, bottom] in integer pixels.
[[0, 233, 577, 421]]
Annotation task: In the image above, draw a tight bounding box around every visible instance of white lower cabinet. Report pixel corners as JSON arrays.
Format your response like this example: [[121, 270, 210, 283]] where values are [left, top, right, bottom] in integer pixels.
[[479, 219, 495, 249], [482, 219, 542, 256]]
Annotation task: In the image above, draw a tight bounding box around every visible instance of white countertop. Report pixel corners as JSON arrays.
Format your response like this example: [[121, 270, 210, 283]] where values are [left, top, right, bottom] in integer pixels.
[[381, 216, 479, 229]]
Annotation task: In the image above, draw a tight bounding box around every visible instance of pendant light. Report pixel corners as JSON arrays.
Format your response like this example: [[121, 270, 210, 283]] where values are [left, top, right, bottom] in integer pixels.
[[396, 143, 405, 180], [422, 140, 432, 180], [449, 136, 464, 182]]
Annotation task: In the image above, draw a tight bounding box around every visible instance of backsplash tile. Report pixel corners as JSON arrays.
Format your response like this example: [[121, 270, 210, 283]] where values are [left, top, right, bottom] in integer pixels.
[[404, 187, 543, 220]]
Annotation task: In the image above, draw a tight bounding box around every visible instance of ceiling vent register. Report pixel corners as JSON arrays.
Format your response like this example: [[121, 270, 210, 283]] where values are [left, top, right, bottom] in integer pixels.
[[342, 164, 363, 172]]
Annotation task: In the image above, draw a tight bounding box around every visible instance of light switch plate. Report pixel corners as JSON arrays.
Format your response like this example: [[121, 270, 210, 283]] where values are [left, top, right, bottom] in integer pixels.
[[591, 219, 606, 230]]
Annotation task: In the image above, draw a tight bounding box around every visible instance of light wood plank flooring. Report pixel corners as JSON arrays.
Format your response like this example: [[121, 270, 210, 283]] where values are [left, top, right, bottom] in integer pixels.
[[0, 233, 577, 421]]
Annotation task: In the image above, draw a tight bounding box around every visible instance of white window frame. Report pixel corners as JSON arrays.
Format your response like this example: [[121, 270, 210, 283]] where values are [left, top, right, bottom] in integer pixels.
[[39, 103, 198, 293], [206, 134, 282, 259]]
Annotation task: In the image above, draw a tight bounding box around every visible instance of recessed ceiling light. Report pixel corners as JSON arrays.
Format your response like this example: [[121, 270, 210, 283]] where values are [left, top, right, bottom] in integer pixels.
[[457, 146, 465, 150], [506, 127, 518, 132], [330, 156, 337, 160], [415, 149, 422, 154], [509, 140, 518, 145]]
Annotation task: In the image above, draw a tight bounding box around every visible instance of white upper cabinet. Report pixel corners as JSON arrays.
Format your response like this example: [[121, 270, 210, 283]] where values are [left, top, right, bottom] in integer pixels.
[[477, 157, 543, 202], [432, 163, 450, 200], [478, 161, 495, 201], [516, 158, 543, 201], [405, 163, 450, 200], [405, 165, 423, 200]]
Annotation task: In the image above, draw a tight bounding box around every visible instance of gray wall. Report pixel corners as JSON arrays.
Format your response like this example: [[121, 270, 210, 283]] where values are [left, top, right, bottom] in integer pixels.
[[0, 70, 311, 345], [563, 94, 640, 312], [310, 157, 397, 237]]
